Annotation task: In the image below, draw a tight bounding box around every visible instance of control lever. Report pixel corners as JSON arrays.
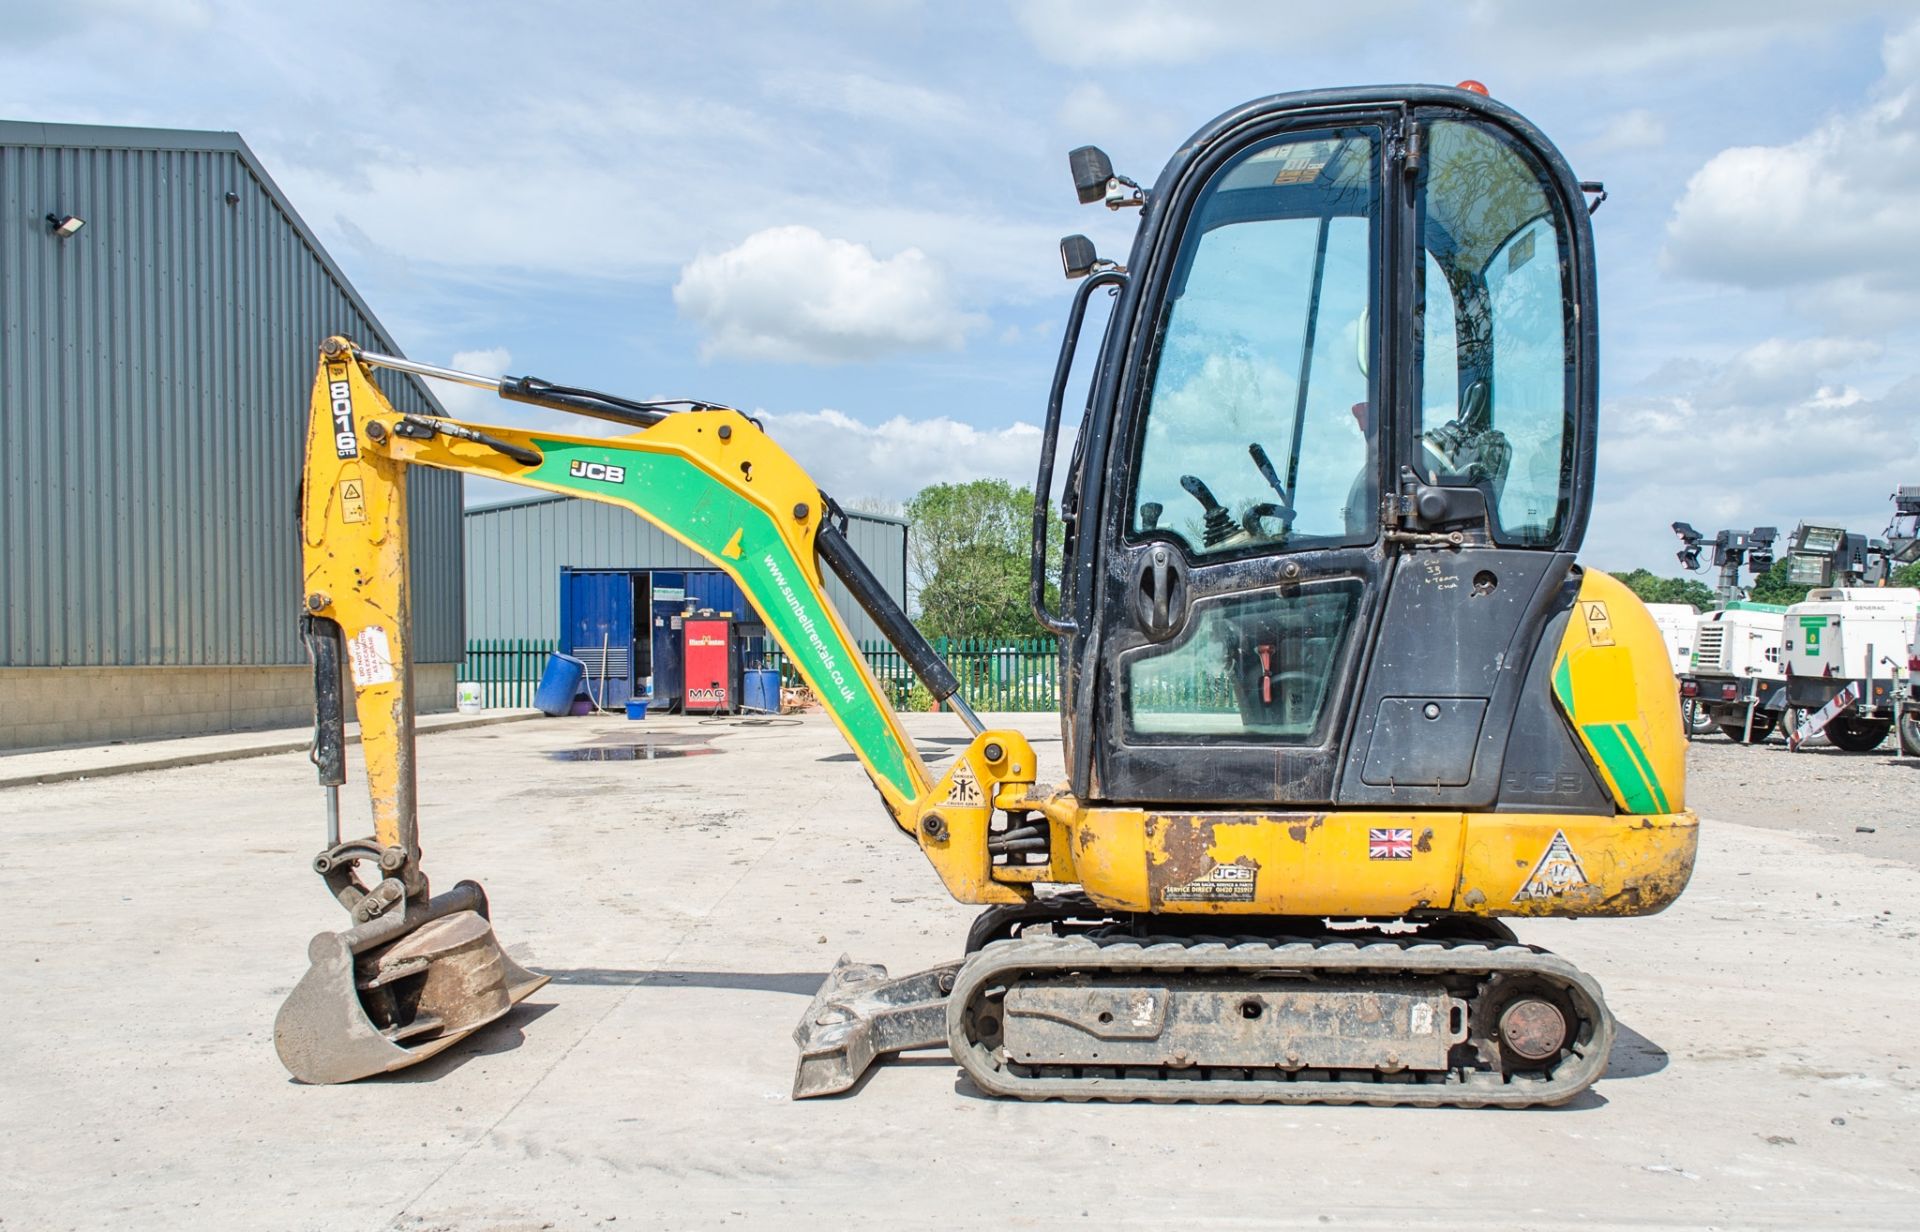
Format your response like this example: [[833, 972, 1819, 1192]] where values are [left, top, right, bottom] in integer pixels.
[[1179, 475, 1237, 548]]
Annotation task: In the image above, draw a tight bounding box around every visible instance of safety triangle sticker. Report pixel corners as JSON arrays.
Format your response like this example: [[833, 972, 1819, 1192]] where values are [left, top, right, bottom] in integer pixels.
[[1513, 829, 1590, 902], [946, 763, 983, 808]]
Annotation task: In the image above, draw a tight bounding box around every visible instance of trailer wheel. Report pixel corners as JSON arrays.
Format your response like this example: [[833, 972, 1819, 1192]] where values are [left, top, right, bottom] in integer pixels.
[[1827, 716, 1890, 753], [1681, 698, 1714, 736], [1899, 711, 1920, 757]]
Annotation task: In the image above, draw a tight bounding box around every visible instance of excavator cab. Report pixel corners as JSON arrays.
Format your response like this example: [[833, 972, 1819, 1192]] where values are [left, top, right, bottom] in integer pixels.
[[1044, 91, 1597, 809], [1045, 89, 1601, 814]]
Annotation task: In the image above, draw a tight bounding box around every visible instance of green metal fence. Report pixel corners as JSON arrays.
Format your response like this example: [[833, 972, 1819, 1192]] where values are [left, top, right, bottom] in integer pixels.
[[466, 635, 1067, 713], [463, 633, 1271, 717], [760, 636, 1064, 712], [460, 638, 557, 708]]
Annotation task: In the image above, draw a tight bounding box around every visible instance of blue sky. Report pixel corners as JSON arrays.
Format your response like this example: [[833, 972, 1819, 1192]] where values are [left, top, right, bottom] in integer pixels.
[[7, 0, 1920, 575]]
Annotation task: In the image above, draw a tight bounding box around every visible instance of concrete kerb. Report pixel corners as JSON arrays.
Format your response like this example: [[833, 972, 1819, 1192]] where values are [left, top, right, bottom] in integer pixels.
[[0, 709, 542, 789]]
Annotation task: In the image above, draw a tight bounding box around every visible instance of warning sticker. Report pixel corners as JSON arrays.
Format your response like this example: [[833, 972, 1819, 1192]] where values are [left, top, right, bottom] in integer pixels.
[[1583, 601, 1614, 647], [1507, 227, 1537, 273], [339, 479, 367, 525], [347, 625, 397, 687], [1164, 863, 1257, 904], [1256, 138, 1338, 185], [1513, 830, 1591, 902], [946, 763, 983, 809]]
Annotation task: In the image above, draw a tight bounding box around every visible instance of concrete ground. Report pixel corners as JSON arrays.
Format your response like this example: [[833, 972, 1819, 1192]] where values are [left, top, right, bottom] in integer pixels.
[[2, 712, 1915, 1231], [0, 708, 539, 788]]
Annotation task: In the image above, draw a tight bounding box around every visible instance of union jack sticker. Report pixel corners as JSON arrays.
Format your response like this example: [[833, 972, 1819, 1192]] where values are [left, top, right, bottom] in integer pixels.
[[1368, 828, 1413, 860]]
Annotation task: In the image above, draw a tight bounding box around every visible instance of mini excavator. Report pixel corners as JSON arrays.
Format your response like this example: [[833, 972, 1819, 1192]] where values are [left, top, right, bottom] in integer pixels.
[[277, 85, 1696, 1106]]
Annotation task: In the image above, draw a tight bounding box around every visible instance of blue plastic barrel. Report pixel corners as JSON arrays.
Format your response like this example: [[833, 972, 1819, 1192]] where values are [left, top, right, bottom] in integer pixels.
[[534, 653, 587, 716], [743, 668, 782, 714]]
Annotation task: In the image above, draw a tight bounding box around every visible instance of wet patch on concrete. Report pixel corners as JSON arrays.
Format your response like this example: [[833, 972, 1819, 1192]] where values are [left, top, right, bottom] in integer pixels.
[[549, 732, 722, 762]]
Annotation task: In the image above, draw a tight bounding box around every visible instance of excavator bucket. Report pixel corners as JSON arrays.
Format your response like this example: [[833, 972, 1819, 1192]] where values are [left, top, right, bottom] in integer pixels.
[[274, 882, 548, 1084]]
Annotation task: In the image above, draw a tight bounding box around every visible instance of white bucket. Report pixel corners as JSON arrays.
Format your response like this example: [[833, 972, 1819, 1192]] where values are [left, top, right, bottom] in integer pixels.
[[456, 682, 483, 714]]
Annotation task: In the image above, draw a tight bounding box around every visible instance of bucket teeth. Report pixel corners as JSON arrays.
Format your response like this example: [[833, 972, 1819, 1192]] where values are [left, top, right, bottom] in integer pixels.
[[275, 907, 548, 1084]]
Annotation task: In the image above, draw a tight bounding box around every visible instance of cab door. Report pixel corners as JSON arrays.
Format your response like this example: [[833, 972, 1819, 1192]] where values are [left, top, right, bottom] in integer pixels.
[[1086, 113, 1399, 805]]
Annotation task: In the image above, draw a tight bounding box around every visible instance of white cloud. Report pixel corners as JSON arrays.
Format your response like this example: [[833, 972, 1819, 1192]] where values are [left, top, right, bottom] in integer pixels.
[[672, 225, 985, 363], [1585, 341, 1920, 571], [766, 70, 973, 133], [1016, 1, 1384, 68], [1689, 336, 1884, 408], [1588, 108, 1668, 155], [1665, 20, 1920, 316], [1056, 83, 1131, 136], [430, 347, 513, 420], [1016, 0, 1886, 73], [755, 407, 1045, 504]]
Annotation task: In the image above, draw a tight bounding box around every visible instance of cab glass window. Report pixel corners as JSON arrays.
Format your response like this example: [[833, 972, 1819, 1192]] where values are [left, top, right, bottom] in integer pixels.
[[1415, 119, 1573, 545], [1126, 583, 1361, 740], [1128, 129, 1380, 557]]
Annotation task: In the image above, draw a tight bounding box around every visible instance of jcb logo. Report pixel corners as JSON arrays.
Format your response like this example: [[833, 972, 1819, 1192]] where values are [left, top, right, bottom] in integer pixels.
[[329, 375, 357, 459], [1503, 771, 1584, 796], [569, 459, 626, 485]]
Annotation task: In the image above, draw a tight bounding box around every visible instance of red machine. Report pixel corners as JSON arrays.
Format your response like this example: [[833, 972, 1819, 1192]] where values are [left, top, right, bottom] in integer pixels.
[[681, 617, 733, 713]]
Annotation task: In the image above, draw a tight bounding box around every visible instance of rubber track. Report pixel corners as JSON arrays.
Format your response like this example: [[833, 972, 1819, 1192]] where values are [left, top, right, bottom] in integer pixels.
[[945, 933, 1614, 1108]]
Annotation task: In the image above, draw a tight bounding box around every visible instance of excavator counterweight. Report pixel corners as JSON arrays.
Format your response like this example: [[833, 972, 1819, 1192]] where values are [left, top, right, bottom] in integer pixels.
[[278, 84, 1697, 1104]]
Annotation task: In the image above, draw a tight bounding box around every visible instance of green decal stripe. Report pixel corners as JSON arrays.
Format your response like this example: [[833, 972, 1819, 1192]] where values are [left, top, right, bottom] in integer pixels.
[[532, 439, 917, 800], [1552, 653, 1575, 713], [1614, 723, 1672, 814], [1580, 722, 1660, 814]]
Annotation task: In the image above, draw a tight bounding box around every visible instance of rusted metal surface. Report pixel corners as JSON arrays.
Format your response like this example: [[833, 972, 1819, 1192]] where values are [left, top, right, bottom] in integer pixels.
[[274, 885, 547, 1084], [1498, 998, 1568, 1061], [1002, 979, 1464, 1073], [790, 955, 959, 1099]]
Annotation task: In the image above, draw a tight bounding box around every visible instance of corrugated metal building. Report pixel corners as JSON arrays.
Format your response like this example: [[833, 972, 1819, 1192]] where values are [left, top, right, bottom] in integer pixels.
[[465, 493, 908, 644], [0, 121, 463, 750]]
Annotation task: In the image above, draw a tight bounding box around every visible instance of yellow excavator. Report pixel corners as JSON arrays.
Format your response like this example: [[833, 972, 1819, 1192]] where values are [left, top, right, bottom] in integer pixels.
[[276, 84, 1696, 1106]]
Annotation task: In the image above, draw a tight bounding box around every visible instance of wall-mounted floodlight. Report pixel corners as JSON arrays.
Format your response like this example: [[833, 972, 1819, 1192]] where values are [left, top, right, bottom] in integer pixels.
[[46, 213, 85, 238]]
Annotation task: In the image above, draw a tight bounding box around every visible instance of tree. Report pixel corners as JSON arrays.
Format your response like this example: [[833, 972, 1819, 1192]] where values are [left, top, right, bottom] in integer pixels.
[[1747, 559, 1812, 607], [1615, 568, 1715, 611], [905, 479, 1059, 640]]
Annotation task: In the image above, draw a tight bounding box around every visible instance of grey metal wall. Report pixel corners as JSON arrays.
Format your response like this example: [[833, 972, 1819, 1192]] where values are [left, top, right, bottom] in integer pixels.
[[0, 122, 463, 667], [465, 494, 908, 644]]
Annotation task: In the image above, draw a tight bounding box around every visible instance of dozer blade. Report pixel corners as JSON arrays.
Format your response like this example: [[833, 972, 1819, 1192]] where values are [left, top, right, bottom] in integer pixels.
[[791, 954, 960, 1098], [275, 882, 548, 1084]]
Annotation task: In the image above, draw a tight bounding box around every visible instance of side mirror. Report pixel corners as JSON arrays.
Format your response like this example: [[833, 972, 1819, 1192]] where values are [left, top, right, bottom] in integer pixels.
[[1069, 146, 1113, 204], [1060, 234, 1098, 279]]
